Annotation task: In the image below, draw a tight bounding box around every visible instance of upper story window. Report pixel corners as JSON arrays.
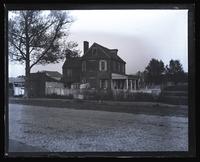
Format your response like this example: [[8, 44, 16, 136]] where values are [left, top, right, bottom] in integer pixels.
[[82, 61, 86, 72], [99, 60, 107, 71], [88, 60, 96, 72]]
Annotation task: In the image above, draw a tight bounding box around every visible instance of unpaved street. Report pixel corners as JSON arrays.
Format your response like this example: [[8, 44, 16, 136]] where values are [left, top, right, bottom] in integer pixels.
[[9, 103, 188, 152]]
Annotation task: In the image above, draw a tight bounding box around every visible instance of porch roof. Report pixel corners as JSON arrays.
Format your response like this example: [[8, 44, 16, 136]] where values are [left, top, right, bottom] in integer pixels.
[[111, 73, 128, 79]]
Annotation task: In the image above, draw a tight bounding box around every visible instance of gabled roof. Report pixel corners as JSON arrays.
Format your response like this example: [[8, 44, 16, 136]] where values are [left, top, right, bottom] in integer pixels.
[[9, 77, 25, 83], [41, 71, 62, 78], [62, 57, 81, 68], [30, 71, 62, 82], [82, 42, 126, 63]]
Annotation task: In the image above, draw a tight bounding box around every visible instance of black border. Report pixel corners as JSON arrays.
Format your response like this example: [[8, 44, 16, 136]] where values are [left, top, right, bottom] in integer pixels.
[[2, 0, 196, 158]]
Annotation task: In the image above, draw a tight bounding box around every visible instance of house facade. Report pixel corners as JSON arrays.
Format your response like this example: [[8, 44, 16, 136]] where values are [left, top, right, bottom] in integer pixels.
[[63, 41, 140, 91]]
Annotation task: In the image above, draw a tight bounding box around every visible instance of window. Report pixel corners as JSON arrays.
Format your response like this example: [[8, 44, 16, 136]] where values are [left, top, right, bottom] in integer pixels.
[[99, 60, 107, 71], [88, 60, 96, 71], [66, 69, 72, 77], [82, 61, 86, 72], [100, 79, 108, 89]]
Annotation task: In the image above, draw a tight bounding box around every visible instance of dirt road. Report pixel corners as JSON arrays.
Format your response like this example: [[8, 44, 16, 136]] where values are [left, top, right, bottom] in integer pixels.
[[8, 103, 188, 152]]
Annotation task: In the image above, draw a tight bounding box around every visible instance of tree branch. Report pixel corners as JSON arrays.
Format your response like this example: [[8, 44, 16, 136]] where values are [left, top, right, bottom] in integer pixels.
[[10, 41, 26, 60], [10, 31, 26, 40], [30, 23, 61, 69], [29, 21, 56, 45], [9, 51, 24, 61]]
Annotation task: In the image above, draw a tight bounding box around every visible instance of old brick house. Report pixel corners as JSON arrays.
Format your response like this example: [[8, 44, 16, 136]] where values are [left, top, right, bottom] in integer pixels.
[[62, 41, 139, 91]]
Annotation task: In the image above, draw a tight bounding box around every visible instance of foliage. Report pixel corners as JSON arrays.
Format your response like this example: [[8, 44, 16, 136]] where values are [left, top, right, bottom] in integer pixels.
[[8, 11, 79, 66], [8, 10, 78, 97], [165, 59, 185, 84], [82, 90, 157, 102], [65, 41, 81, 58], [144, 58, 165, 85], [46, 93, 74, 99], [163, 84, 188, 91]]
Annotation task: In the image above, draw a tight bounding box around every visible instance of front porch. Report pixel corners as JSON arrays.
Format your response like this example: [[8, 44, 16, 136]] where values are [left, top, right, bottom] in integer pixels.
[[111, 73, 139, 91]]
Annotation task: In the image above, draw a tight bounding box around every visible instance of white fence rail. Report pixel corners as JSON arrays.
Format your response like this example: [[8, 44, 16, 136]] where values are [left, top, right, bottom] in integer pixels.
[[45, 87, 80, 96], [45, 87, 161, 98]]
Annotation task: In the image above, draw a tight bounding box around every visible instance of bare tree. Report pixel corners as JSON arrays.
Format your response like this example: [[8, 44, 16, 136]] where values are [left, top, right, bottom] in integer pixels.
[[8, 10, 78, 97]]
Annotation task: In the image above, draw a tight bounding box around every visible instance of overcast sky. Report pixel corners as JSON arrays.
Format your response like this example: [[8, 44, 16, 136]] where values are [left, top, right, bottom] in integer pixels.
[[9, 10, 188, 77]]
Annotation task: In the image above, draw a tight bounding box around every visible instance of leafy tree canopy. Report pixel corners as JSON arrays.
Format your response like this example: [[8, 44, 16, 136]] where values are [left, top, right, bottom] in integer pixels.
[[8, 10, 79, 68], [144, 58, 165, 85], [8, 10, 79, 97]]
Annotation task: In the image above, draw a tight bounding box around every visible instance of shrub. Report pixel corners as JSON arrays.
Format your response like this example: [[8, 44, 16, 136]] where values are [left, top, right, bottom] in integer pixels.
[[82, 90, 114, 101], [66, 94, 74, 99], [46, 90, 158, 102], [46, 93, 74, 99], [113, 91, 157, 102], [164, 85, 188, 91], [134, 92, 156, 102]]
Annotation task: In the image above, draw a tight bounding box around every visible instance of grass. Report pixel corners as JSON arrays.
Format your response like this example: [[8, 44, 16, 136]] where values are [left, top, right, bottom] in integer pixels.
[[9, 97, 188, 117]]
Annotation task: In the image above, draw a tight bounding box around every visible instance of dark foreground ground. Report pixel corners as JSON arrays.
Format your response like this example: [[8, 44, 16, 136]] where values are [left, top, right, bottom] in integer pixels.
[[7, 98, 188, 153], [8, 103, 188, 153], [9, 97, 188, 117]]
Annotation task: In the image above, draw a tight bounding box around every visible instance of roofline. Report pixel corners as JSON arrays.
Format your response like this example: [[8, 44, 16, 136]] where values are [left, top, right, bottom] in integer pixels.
[[82, 42, 126, 63]]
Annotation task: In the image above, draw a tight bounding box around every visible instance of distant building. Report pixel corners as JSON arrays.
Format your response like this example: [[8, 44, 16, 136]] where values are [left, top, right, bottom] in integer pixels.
[[62, 41, 140, 91], [9, 77, 25, 96], [29, 71, 64, 97]]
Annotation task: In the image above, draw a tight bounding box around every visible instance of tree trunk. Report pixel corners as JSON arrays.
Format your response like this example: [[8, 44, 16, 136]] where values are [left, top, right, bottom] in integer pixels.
[[24, 15, 30, 98], [24, 62, 30, 98], [24, 61, 30, 98]]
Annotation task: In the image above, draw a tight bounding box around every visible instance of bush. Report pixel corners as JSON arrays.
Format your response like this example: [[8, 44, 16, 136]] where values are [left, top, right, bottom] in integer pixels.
[[134, 92, 156, 102], [164, 85, 188, 91], [46, 93, 74, 99], [46, 91, 158, 102], [82, 90, 113, 100], [113, 91, 157, 102]]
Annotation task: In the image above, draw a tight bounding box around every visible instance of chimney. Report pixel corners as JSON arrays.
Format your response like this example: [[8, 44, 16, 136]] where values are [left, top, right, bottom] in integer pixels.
[[83, 41, 89, 55]]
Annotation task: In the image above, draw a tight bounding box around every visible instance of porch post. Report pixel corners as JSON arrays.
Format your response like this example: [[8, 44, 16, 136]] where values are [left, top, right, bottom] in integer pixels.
[[134, 80, 137, 90], [138, 79, 140, 89], [126, 79, 128, 90], [130, 80, 133, 91]]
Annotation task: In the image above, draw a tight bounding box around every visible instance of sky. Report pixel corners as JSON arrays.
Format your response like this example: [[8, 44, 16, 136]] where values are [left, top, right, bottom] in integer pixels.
[[9, 10, 188, 77]]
